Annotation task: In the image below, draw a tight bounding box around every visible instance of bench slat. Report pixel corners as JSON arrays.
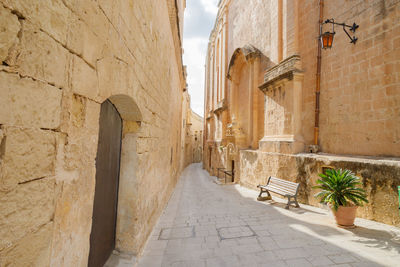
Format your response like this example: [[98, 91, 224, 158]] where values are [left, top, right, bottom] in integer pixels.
[[260, 181, 298, 190], [268, 181, 298, 190], [268, 182, 298, 190], [259, 184, 296, 195], [265, 185, 296, 195], [269, 177, 299, 187]]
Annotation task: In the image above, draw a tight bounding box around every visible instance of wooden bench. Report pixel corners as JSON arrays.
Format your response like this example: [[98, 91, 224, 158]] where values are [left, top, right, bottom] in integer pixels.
[[257, 176, 300, 209]]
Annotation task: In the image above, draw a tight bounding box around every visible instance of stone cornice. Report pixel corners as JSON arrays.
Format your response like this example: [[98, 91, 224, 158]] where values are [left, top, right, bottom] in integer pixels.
[[213, 99, 227, 114], [258, 55, 302, 92]]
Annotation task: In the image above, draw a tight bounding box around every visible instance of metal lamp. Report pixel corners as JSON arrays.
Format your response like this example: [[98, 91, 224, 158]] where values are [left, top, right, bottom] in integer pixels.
[[321, 31, 335, 49], [320, 18, 358, 49]]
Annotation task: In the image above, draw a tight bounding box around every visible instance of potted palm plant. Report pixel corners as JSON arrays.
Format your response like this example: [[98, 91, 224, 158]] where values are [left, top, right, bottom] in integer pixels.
[[314, 168, 368, 228]]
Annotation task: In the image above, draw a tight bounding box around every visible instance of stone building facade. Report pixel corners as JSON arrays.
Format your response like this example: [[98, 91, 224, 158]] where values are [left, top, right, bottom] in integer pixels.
[[188, 109, 204, 164], [0, 0, 188, 266], [203, 0, 400, 226], [182, 91, 204, 167]]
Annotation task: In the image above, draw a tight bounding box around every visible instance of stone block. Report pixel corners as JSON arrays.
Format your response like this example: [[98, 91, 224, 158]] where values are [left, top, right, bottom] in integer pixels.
[[0, 72, 62, 129], [0, 178, 55, 250], [63, 0, 110, 42], [67, 17, 103, 67], [0, 127, 57, 190], [2, 0, 71, 45], [71, 55, 98, 100], [0, 5, 20, 63], [14, 22, 69, 88], [0, 222, 53, 267], [85, 98, 100, 134]]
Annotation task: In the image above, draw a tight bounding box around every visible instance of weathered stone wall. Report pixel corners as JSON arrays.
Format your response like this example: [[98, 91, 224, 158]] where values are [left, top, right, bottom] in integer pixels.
[[181, 91, 191, 170], [183, 106, 204, 166], [299, 0, 400, 156], [228, 0, 277, 64], [225, 0, 400, 157], [189, 111, 204, 163], [0, 0, 185, 266], [240, 150, 400, 226]]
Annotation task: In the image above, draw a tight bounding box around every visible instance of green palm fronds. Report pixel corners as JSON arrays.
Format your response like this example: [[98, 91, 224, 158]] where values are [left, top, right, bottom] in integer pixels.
[[313, 168, 368, 211]]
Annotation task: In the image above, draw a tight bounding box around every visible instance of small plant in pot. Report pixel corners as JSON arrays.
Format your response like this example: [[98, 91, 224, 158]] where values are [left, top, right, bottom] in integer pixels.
[[314, 168, 368, 228]]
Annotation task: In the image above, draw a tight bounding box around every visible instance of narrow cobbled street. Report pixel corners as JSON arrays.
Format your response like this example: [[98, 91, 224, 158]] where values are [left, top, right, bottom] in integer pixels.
[[135, 164, 400, 267]]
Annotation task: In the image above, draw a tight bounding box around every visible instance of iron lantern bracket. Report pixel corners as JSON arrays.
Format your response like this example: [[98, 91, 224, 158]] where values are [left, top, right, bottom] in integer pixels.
[[322, 19, 359, 44]]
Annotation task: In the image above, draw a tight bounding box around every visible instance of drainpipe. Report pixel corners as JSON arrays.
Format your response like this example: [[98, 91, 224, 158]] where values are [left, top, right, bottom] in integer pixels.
[[313, 0, 324, 148]]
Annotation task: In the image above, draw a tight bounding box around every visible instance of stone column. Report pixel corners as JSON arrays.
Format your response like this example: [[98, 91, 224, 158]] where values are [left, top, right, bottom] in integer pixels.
[[252, 57, 261, 149], [292, 72, 304, 152], [258, 55, 304, 154], [248, 60, 254, 148]]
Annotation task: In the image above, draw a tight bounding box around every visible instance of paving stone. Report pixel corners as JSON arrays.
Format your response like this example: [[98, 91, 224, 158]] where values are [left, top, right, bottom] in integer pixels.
[[285, 258, 312, 267], [237, 253, 259, 267], [328, 254, 360, 264], [350, 261, 381, 267], [274, 247, 309, 260], [232, 244, 264, 254], [257, 260, 287, 267], [254, 250, 277, 262], [206, 255, 240, 267], [307, 255, 334, 266], [218, 226, 256, 239], [137, 255, 162, 267], [159, 226, 195, 240]]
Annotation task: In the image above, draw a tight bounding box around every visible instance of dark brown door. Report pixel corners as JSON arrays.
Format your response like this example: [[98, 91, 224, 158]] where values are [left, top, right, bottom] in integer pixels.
[[231, 160, 235, 182], [88, 100, 122, 267], [209, 148, 212, 169]]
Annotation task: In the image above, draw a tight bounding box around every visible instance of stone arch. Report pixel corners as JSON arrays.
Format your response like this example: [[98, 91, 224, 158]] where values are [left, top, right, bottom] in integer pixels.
[[227, 45, 260, 80], [226, 44, 264, 149], [108, 94, 142, 122]]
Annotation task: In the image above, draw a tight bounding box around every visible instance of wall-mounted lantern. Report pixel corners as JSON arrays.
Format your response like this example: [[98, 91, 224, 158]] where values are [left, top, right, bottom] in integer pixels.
[[320, 19, 359, 49]]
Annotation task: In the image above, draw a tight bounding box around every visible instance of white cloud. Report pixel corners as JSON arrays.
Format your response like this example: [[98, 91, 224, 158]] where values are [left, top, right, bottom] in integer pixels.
[[200, 0, 219, 15], [183, 37, 208, 116], [183, 0, 218, 116]]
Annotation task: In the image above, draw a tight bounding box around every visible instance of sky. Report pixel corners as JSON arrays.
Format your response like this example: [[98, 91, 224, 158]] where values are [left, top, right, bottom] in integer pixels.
[[183, 0, 219, 117]]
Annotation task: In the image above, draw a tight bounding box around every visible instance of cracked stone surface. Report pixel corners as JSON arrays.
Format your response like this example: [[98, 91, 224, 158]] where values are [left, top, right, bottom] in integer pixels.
[[128, 164, 399, 266]]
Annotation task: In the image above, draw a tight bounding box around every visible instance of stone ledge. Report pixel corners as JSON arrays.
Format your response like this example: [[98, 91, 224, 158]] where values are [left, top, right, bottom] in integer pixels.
[[259, 55, 302, 92], [241, 150, 400, 167]]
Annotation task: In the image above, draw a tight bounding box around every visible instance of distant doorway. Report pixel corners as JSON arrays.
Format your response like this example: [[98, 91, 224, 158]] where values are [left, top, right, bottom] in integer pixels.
[[209, 147, 212, 169], [231, 160, 235, 182], [88, 100, 122, 267]]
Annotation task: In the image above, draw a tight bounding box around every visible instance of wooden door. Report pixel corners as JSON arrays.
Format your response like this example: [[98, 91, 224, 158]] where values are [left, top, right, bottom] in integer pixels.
[[231, 160, 235, 182], [88, 100, 122, 267]]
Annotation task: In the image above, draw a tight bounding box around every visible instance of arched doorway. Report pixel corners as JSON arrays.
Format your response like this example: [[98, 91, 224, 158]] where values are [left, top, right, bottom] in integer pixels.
[[227, 45, 266, 149], [88, 100, 122, 267]]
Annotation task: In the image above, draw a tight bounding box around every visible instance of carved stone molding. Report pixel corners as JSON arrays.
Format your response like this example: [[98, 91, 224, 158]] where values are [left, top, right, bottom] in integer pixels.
[[227, 44, 261, 80], [213, 99, 227, 114], [259, 55, 302, 92]]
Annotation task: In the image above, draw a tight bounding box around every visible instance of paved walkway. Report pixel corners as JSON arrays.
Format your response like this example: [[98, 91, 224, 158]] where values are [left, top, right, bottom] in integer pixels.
[[136, 163, 400, 267]]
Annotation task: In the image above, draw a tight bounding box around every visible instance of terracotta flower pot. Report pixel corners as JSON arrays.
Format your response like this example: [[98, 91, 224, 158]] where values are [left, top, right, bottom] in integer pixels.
[[332, 205, 358, 227]]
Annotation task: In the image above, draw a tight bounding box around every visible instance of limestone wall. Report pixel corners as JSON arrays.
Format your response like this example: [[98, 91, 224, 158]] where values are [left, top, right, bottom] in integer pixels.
[[240, 150, 400, 226], [183, 106, 204, 166], [225, 0, 400, 157], [190, 111, 204, 163], [298, 0, 400, 156], [228, 0, 277, 64], [0, 0, 185, 266]]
